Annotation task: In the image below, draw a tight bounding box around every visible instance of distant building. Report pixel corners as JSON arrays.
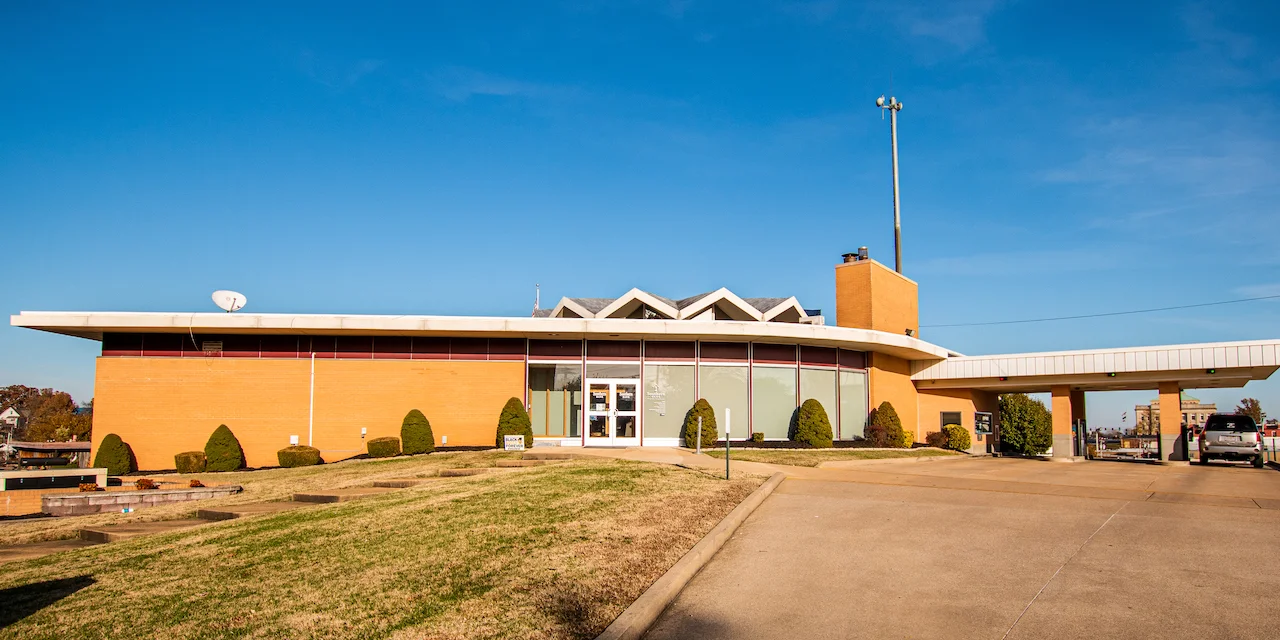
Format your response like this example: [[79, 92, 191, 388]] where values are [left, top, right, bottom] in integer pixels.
[[1134, 393, 1216, 435], [0, 406, 27, 433]]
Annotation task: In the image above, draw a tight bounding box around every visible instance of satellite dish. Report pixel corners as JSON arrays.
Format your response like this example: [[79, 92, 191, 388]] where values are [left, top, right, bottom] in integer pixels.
[[212, 290, 247, 313]]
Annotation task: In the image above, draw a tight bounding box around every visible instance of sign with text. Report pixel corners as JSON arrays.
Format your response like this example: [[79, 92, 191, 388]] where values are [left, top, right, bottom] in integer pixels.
[[503, 435, 526, 451], [975, 412, 993, 435]]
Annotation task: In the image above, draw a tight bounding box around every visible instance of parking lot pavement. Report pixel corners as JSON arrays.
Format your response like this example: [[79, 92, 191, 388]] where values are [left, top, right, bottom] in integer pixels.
[[645, 461, 1280, 640]]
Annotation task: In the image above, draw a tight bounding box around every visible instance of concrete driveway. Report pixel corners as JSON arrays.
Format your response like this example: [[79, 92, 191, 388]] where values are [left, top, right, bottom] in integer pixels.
[[645, 458, 1280, 639]]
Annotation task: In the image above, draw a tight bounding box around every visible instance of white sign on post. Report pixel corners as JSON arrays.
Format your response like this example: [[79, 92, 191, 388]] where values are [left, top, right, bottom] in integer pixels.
[[503, 435, 526, 452]]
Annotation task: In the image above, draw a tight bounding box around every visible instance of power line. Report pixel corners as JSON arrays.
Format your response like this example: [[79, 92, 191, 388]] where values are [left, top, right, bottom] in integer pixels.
[[922, 294, 1280, 329]]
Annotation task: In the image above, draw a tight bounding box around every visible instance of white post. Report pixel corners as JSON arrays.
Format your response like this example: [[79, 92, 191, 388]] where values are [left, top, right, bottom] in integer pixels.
[[697, 416, 702, 455], [308, 351, 316, 447], [724, 408, 731, 480]]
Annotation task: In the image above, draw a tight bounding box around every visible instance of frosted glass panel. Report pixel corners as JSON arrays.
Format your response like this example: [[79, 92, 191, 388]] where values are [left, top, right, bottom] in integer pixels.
[[698, 365, 749, 439], [643, 364, 696, 439], [800, 367, 838, 429], [752, 366, 797, 439], [839, 370, 868, 440], [528, 364, 582, 437]]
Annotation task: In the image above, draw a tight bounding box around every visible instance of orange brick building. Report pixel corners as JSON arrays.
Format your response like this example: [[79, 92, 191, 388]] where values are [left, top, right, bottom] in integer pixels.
[[13, 255, 1280, 470]]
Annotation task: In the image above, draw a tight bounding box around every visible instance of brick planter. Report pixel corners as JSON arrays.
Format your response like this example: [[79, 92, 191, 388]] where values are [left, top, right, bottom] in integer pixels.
[[42, 485, 243, 516]]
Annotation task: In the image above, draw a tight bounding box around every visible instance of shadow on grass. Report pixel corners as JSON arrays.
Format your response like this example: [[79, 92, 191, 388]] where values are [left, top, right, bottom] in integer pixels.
[[0, 575, 95, 628]]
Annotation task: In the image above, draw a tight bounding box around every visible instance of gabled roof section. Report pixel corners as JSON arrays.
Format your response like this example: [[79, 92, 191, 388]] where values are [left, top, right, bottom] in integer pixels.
[[596, 289, 678, 319], [676, 288, 763, 321], [545, 288, 812, 323]]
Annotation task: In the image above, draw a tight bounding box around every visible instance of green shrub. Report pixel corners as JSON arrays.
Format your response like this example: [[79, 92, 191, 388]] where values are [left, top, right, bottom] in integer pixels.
[[900, 429, 915, 448], [750, 432, 765, 443], [174, 450, 206, 474], [792, 399, 834, 448], [204, 424, 245, 472], [999, 393, 1053, 455], [496, 397, 533, 448], [93, 433, 136, 476], [941, 424, 971, 451], [277, 445, 322, 468], [367, 437, 401, 458], [682, 399, 718, 449], [925, 431, 947, 448], [401, 409, 435, 455], [866, 402, 906, 448]]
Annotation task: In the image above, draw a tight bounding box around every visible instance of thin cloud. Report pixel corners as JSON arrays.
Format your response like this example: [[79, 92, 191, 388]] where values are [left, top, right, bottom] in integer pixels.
[[299, 51, 384, 90], [428, 67, 576, 102]]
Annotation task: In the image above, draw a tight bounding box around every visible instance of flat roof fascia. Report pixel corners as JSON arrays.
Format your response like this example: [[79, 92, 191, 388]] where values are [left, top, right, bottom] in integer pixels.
[[11, 311, 953, 361], [911, 339, 1280, 391]]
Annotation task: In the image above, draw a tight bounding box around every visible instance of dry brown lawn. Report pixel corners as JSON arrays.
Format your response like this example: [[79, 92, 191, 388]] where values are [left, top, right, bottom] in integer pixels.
[[0, 450, 526, 546], [0, 454, 764, 639], [703, 447, 959, 467]]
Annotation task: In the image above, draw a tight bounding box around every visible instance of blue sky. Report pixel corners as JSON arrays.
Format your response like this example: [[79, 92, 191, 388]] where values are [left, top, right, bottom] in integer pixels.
[[3, 1, 1278, 427]]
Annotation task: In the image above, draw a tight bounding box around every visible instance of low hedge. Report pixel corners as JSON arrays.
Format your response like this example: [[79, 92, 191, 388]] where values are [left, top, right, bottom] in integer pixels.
[[174, 451, 207, 474], [792, 399, 834, 448], [496, 398, 533, 448], [750, 432, 765, 443], [899, 430, 915, 449], [682, 399, 718, 449], [924, 431, 947, 448], [92, 433, 136, 476], [941, 424, 971, 451], [367, 436, 401, 458], [401, 409, 435, 455], [277, 445, 322, 468], [204, 424, 245, 472]]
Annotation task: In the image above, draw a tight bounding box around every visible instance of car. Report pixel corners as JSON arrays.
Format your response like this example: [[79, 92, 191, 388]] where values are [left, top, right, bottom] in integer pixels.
[[1198, 414, 1264, 468]]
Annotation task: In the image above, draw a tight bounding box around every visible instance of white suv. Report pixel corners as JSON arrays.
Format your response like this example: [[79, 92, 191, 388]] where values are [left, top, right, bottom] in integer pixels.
[[1198, 414, 1264, 468]]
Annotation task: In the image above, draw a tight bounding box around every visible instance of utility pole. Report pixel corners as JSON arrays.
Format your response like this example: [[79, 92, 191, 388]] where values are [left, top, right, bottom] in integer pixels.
[[876, 95, 905, 273]]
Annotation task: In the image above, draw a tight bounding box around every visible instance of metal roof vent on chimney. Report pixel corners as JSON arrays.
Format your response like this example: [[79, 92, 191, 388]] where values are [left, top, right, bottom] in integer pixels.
[[858, 246, 868, 261], [842, 252, 857, 263]]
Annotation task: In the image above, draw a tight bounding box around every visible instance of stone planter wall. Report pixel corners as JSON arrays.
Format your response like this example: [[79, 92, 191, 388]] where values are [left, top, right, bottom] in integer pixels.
[[42, 485, 243, 516]]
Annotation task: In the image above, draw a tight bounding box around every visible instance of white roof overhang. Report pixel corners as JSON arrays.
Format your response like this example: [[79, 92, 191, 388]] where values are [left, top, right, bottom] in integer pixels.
[[911, 340, 1280, 392], [11, 310, 952, 361]]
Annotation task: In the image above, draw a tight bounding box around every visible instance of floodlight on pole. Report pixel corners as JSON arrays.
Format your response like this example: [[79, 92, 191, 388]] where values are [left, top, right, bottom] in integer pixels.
[[875, 94, 904, 274]]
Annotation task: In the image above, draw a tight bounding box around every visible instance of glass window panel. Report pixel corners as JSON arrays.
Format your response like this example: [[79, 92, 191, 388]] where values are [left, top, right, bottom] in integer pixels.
[[528, 364, 582, 438], [698, 365, 749, 439], [585, 363, 641, 379], [752, 366, 797, 440], [644, 364, 696, 439], [800, 367, 838, 433], [839, 370, 868, 440]]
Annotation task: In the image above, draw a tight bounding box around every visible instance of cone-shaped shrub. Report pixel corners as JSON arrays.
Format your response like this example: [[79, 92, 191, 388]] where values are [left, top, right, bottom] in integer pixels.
[[941, 424, 971, 451], [496, 397, 533, 448], [682, 399, 718, 449], [367, 436, 401, 458], [865, 402, 906, 448], [204, 424, 245, 472], [277, 445, 322, 467], [401, 409, 436, 455], [93, 433, 136, 476], [792, 399, 834, 448], [174, 451, 206, 474]]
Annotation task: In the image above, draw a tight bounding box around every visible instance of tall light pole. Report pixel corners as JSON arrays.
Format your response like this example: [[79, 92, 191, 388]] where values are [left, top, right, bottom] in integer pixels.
[[876, 95, 904, 274]]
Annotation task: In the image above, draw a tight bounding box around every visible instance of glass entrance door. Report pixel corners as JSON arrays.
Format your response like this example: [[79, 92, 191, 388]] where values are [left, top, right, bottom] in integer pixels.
[[585, 379, 640, 446]]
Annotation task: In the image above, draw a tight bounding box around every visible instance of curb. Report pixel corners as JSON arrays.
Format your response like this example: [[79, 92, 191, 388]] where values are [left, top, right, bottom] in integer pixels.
[[596, 472, 786, 640], [815, 454, 973, 469]]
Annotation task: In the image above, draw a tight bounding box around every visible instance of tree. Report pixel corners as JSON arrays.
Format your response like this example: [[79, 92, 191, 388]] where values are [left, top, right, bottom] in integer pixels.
[[496, 398, 533, 448], [1236, 398, 1264, 424], [865, 402, 905, 448], [93, 433, 136, 476], [682, 399, 718, 449], [4, 387, 93, 442], [791, 399, 834, 448], [999, 393, 1053, 456]]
